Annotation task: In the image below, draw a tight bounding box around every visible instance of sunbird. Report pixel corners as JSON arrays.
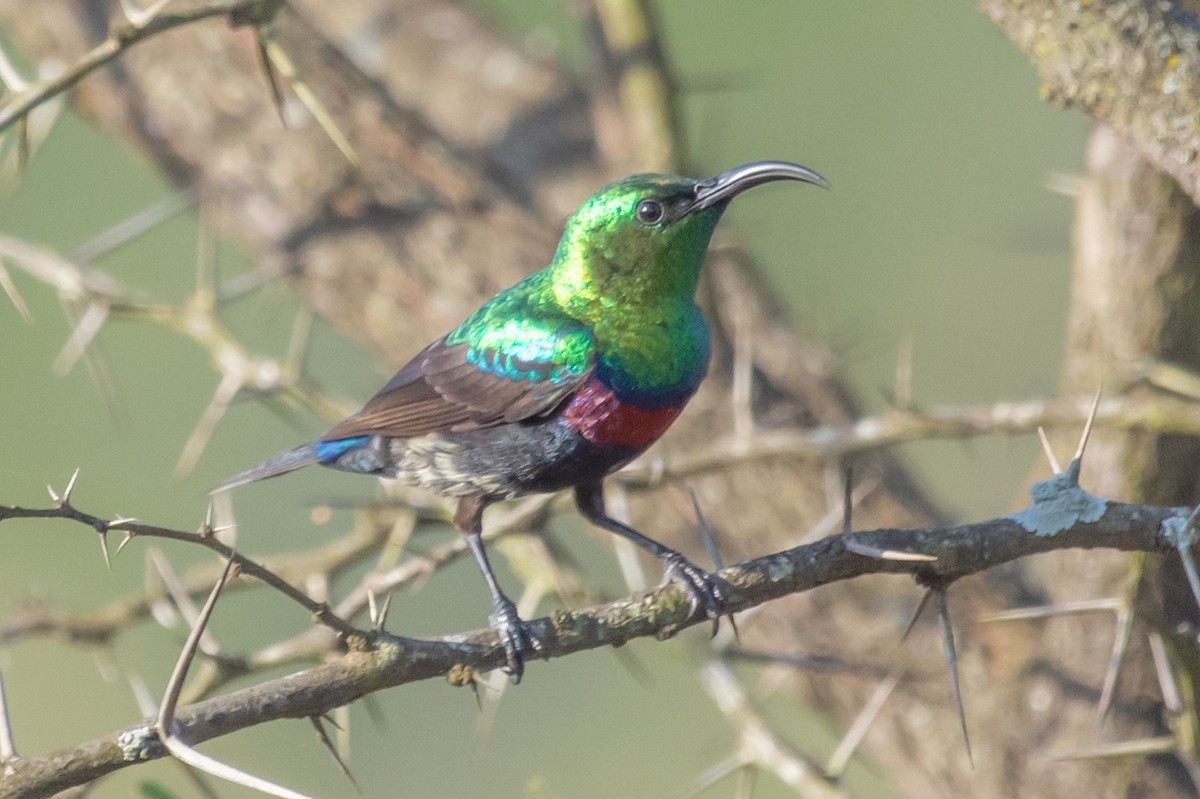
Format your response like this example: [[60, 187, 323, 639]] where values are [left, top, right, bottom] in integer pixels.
[[214, 161, 827, 679]]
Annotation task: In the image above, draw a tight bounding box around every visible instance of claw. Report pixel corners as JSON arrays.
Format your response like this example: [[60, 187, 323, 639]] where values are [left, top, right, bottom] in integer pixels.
[[488, 595, 543, 683], [662, 551, 726, 635]]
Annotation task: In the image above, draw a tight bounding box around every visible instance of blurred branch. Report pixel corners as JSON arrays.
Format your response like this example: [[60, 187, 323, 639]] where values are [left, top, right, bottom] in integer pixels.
[[621, 388, 1200, 486], [0, 0, 280, 134], [1, 463, 1193, 797], [584, 0, 684, 174], [0, 229, 350, 470], [692, 660, 842, 798], [979, 0, 1200, 201]]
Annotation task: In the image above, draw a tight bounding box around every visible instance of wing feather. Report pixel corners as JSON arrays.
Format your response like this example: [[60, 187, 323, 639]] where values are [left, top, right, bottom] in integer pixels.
[[321, 322, 593, 442]]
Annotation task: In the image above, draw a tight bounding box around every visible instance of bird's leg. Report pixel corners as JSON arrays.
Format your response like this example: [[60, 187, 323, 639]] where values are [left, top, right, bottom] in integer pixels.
[[455, 495, 543, 682], [574, 482, 725, 634]]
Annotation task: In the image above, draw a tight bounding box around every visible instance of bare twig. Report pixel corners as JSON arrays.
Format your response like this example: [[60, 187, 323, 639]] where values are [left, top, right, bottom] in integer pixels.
[[155, 556, 316, 799]]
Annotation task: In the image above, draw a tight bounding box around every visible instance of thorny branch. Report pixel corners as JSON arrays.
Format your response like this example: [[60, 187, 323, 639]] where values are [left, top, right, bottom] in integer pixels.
[[0, 489, 360, 637], [0, 460, 1195, 797], [0, 0, 281, 134], [4, 0, 1200, 795]]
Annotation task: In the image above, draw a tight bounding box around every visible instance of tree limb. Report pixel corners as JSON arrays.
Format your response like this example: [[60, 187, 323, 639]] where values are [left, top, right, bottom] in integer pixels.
[[979, 0, 1200, 202], [0, 468, 1191, 799]]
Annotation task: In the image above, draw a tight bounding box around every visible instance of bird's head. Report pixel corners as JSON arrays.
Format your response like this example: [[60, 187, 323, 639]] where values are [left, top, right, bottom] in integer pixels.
[[549, 161, 827, 320]]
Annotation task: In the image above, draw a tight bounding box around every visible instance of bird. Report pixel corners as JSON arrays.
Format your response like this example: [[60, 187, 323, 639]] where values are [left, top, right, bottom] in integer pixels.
[[213, 161, 827, 680]]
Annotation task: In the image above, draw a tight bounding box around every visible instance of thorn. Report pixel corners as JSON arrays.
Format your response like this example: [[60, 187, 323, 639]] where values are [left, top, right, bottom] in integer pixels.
[[69, 189, 197, 264], [284, 304, 315, 373], [688, 488, 737, 642], [689, 487, 724, 571], [1096, 606, 1133, 725], [361, 694, 387, 732], [375, 590, 393, 632], [1176, 540, 1200, 618], [310, 716, 361, 793], [681, 754, 747, 798], [844, 536, 937, 563], [53, 299, 109, 375], [62, 467, 80, 503], [825, 669, 902, 778], [935, 588, 973, 767], [976, 598, 1122, 623], [0, 668, 16, 764], [0, 45, 28, 92], [46, 468, 79, 506], [1148, 631, 1182, 714], [148, 548, 220, 655], [0, 260, 32, 323], [1074, 385, 1103, 463], [260, 36, 359, 165], [471, 674, 487, 712], [842, 466, 854, 534], [366, 588, 379, 626], [1044, 172, 1082, 198], [98, 530, 112, 572], [115, 530, 136, 557], [1048, 736, 1177, 761], [175, 372, 242, 477], [126, 672, 158, 717], [117, 0, 172, 27], [256, 30, 289, 125], [902, 588, 932, 641], [733, 764, 758, 799], [1037, 426, 1062, 474]]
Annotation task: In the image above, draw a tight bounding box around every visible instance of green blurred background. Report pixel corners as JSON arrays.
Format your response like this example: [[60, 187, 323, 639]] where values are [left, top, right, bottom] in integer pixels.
[[0, 2, 1090, 797]]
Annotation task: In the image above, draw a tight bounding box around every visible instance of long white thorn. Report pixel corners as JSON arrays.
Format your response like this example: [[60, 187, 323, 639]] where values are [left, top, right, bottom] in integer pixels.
[[174, 372, 243, 477], [0, 260, 32, 323], [0, 46, 28, 93], [117, 0, 173, 27], [1037, 426, 1062, 474], [0, 668, 16, 763], [53, 300, 109, 375], [1073, 385, 1103, 463]]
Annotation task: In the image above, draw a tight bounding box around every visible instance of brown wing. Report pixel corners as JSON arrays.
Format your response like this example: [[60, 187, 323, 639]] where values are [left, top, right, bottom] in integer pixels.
[[321, 337, 591, 441]]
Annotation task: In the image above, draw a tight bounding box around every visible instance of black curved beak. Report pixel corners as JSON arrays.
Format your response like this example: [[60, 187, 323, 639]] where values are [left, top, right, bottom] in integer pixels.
[[689, 160, 829, 213]]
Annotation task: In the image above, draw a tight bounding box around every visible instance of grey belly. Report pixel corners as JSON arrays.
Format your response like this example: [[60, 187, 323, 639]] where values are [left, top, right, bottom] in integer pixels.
[[330, 418, 637, 500]]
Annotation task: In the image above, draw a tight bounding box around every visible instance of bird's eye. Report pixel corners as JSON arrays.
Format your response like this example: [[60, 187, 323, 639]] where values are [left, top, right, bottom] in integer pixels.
[[635, 199, 665, 225]]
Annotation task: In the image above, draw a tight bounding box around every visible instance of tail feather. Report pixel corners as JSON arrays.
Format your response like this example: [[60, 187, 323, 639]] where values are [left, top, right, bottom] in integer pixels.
[[210, 443, 321, 494]]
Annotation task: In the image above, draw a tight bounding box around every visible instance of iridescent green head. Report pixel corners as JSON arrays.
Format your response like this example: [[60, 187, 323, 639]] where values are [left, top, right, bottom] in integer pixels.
[[549, 161, 828, 321]]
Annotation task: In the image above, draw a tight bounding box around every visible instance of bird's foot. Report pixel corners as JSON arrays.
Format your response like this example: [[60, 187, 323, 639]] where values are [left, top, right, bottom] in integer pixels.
[[661, 551, 727, 635], [488, 595, 543, 683]]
